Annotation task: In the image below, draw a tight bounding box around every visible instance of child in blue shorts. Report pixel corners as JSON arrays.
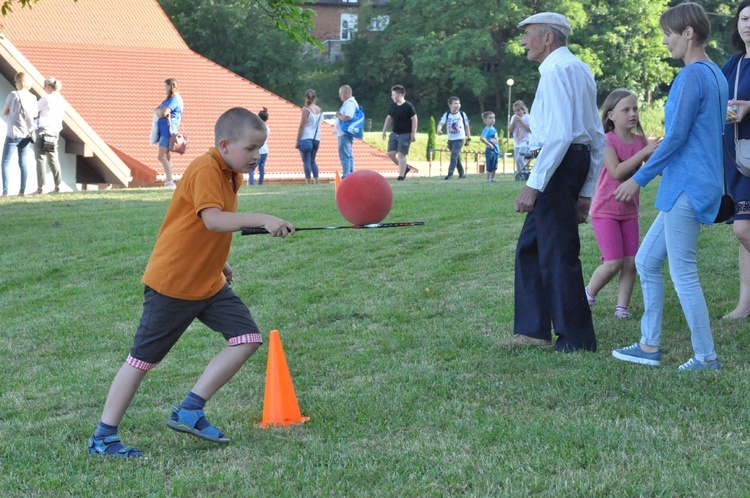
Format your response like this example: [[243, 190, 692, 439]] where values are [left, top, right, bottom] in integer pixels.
[[479, 111, 500, 182], [88, 108, 296, 458]]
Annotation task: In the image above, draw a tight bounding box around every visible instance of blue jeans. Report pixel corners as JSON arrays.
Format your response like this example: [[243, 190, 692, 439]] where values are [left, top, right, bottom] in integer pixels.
[[299, 140, 320, 180], [249, 153, 267, 185], [338, 134, 354, 178], [1, 135, 33, 195], [636, 192, 717, 362], [484, 149, 498, 172]]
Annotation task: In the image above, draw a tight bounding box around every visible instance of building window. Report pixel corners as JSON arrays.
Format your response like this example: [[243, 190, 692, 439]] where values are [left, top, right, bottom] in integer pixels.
[[368, 15, 389, 31], [340, 13, 358, 40], [341, 0, 358, 3]]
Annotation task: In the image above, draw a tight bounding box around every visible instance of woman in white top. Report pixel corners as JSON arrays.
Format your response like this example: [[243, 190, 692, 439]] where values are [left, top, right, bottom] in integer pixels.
[[33, 77, 66, 194], [1, 72, 38, 197], [296, 89, 323, 184]]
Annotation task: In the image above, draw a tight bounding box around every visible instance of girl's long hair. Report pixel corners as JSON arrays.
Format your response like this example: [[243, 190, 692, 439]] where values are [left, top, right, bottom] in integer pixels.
[[600, 88, 646, 138], [512, 100, 528, 113]]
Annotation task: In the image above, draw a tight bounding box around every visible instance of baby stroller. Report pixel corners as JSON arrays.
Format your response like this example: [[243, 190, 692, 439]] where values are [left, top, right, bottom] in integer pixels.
[[515, 149, 537, 181]]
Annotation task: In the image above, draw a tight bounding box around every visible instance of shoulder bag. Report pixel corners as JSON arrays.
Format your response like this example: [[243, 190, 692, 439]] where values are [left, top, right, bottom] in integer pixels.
[[699, 62, 736, 223], [168, 115, 188, 155]]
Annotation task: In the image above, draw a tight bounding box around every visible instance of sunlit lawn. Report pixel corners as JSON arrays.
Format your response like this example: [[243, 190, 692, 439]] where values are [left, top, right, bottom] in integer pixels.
[[1, 175, 749, 496]]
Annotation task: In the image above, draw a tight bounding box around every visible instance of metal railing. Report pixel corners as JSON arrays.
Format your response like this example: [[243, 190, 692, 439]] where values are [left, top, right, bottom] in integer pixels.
[[428, 149, 519, 177]]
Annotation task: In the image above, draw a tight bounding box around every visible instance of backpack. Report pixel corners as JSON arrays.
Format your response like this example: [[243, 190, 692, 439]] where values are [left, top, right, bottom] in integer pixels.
[[441, 111, 469, 134], [341, 105, 365, 139]]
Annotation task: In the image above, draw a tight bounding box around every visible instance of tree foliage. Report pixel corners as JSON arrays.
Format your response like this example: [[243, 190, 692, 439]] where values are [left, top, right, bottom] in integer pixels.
[[1, 0, 38, 16], [158, 0, 317, 102], [0, 0, 79, 16], [144, 0, 736, 133], [254, 0, 322, 50], [1, 0, 321, 48], [426, 116, 436, 161], [346, 0, 735, 130]]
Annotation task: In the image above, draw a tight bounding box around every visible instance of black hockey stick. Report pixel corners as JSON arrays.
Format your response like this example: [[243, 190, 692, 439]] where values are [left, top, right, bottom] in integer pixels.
[[240, 221, 425, 235]]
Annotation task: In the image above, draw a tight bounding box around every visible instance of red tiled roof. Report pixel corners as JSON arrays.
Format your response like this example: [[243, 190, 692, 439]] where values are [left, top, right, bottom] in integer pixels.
[[0, 0, 394, 183]]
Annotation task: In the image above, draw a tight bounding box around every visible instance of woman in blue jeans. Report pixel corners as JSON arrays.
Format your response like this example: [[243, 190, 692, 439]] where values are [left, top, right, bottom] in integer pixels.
[[611, 3, 725, 370], [1, 72, 38, 197], [295, 89, 322, 184]]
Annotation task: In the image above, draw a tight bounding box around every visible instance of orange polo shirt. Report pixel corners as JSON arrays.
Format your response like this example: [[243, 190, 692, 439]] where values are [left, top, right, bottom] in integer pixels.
[[142, 147, 244, 300]]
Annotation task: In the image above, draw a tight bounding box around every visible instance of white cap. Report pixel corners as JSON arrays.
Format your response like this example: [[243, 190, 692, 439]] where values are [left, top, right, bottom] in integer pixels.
[[517, 12, 571, 38]]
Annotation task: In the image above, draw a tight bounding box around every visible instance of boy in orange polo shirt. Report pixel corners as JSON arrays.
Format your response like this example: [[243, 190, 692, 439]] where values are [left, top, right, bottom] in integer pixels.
[[88, 108, 295, 458]]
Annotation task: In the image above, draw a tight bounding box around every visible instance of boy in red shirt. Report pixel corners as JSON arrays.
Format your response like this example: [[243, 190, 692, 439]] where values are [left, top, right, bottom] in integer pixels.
[[88, 108, 295, 457]]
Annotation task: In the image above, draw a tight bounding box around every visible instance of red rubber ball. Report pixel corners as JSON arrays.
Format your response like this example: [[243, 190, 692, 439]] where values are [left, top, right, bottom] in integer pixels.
[[335, 170, 393, 225]]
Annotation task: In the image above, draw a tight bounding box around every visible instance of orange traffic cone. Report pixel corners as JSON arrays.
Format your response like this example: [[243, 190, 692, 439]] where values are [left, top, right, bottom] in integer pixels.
[[258, 330, 309, 428], [334, 170, 341, 197]]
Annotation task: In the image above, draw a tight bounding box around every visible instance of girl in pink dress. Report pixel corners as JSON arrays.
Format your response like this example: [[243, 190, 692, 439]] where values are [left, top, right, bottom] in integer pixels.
[[585, 89, 661, 317]]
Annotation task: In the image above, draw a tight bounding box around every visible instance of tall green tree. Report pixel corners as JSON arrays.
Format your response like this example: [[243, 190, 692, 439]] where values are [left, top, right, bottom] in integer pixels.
[[2, 0, 321, 49], [352, 0, 525, 120], [158, 0, 314, 102], [347, 0, 698, 124], [576, 0, 673, 104]]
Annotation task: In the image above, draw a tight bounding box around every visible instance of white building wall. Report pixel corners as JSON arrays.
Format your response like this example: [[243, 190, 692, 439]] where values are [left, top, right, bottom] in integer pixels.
[[0, 78, 76, 195]]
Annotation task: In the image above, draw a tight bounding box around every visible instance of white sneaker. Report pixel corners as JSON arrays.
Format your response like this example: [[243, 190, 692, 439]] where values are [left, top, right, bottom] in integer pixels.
[[163, 181, 177, 188]]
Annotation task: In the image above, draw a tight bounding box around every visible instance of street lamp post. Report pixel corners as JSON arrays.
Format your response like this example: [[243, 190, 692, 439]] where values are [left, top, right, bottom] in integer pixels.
[[506, 78, 514, 172]]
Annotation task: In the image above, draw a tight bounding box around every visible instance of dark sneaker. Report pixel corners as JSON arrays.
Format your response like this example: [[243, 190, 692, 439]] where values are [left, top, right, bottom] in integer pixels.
[[444, 175, 452, 180], [88, 434, 143, 458], [678, 358, 721, 371], [612, 343, 661, 366]]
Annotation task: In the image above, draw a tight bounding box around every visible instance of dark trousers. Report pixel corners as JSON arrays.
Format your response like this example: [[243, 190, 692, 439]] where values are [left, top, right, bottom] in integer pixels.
[[513, 148, 596, 352], [447, 139, 464, 177]]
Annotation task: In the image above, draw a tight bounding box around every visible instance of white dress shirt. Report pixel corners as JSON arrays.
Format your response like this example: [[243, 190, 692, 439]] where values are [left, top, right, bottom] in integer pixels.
[[37, 91, 66, 134], [527, 46, 605, 197]]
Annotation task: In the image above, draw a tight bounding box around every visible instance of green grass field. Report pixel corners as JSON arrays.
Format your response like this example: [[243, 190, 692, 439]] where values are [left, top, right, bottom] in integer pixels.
[[1, 175, 749, 496]]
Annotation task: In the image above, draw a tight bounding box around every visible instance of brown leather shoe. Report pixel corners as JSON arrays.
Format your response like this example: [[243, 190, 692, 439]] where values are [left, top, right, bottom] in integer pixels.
[[501, 334, 553, 348]]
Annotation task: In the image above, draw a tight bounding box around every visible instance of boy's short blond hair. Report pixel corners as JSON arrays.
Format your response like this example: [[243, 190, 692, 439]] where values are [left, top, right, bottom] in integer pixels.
[[447, 96, 460, 105], [214, 108, 266, 146], [482, 111, 495, 120]]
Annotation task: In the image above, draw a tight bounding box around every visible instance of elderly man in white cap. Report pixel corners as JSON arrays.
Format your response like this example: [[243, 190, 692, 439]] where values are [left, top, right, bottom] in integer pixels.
[[505, 12, 605, 352]]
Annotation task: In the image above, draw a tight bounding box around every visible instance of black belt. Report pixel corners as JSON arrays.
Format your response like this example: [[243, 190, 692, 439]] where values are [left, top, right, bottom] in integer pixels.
[[526, 144, 590, 159], [568, 143, 591, 152]]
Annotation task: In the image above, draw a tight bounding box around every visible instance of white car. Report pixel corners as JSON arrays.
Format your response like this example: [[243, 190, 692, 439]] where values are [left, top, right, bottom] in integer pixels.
[[322, 112, 337, 126]]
